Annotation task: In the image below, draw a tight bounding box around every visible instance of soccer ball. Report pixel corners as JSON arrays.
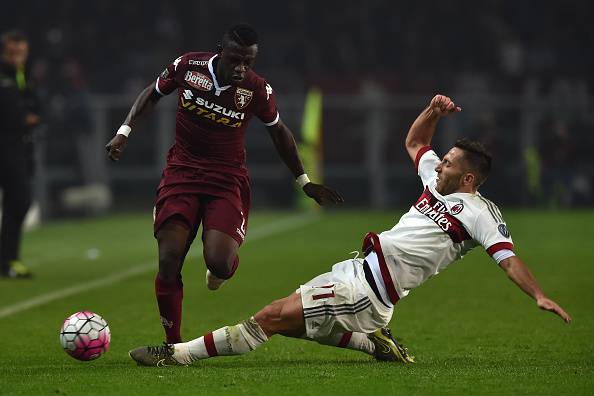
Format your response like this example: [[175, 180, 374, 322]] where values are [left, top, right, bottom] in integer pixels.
[[59, 311, 111, 361]]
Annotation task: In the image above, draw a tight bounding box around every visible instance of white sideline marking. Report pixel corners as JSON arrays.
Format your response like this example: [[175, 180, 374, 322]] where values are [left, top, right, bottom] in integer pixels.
[[24, 212, 319, 269], [0, 214, 318, 319], [0, 265, 154, 320]]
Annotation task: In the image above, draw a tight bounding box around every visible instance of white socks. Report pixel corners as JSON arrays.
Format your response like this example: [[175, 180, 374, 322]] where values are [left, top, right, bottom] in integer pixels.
[[170, 319, 375, 365], [313, 331, 375, 355], [173, 317, 268, 364]]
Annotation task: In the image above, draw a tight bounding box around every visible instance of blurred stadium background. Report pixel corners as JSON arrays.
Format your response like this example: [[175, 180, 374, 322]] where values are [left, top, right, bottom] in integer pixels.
[[1, 0, 593, 220]]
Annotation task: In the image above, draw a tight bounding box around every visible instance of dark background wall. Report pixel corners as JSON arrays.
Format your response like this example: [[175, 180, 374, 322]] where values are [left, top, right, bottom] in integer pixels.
[[3, 1, 593, 215]]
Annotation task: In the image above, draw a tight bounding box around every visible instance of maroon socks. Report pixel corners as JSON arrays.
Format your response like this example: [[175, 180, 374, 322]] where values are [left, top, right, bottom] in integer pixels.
[[155, 273, 184, 343]]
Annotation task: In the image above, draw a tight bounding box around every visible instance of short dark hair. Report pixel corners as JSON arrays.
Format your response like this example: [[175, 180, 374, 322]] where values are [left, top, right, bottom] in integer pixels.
[[1, 30, 28, 49], [454, 138, 492, 187], [222, 24, 258, 47]]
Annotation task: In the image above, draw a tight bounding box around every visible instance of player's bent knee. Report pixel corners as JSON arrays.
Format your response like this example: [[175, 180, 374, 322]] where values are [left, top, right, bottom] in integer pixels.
[[277, 293, 305, 336], [203, 230, 239, 280], [255, 301, 282, 322], [204, 252, 235, 280], [253, 295, 304, 338], [253, 301, 283, 333]]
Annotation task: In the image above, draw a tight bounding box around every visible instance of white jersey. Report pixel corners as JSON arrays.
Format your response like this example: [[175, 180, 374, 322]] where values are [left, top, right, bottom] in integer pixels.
[[368, 147, 514, 303]]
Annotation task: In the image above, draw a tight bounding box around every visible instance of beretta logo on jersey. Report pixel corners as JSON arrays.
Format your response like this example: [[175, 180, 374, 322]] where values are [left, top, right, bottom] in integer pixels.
[[235, 88, 253, 109], [184, 71, 213, 91], [451, 203, 464, 215]]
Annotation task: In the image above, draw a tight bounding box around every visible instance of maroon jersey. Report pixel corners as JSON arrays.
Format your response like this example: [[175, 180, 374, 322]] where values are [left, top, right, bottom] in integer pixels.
[[155, 52, 279, 175]]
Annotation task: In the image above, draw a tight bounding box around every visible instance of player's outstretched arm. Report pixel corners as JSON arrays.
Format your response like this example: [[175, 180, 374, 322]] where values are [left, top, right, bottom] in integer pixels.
[[105, 82, 162, 162], [405, 94, 461, 163], [266, 121, 344, 205], [499, 256, 572, 323]]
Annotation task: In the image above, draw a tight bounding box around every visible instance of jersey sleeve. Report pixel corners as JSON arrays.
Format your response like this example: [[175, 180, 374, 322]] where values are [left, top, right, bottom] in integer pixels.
[[416, 146, 440, 187], [254, 80, 279, 126], [154, 55, 185, 96], [469, 204, 514, 261]]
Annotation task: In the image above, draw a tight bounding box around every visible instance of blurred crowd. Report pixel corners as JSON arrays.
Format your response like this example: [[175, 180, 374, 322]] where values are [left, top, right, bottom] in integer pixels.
[[4, 0, 591, 94], [2, 0, 592, 208]]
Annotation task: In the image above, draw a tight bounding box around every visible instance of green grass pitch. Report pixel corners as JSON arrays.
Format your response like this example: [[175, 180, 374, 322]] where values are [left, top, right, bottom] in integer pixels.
[[0, 210, 593, 395]]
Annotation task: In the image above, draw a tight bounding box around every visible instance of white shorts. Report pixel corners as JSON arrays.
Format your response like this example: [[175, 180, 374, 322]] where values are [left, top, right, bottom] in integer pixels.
[[299, 258, 394, 339]]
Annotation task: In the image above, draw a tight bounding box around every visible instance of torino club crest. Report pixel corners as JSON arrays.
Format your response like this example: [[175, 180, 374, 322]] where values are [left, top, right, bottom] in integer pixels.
[[235, 88, 253, 109]]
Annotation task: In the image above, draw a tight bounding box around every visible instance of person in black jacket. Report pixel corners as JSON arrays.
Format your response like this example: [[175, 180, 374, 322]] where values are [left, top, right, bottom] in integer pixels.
[[0, 30, 40, 278]]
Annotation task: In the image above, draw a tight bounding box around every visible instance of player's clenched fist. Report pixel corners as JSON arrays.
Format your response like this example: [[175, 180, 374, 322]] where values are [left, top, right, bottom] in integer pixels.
[[430, 94, 462, 116], [105, 134, 128, 162]]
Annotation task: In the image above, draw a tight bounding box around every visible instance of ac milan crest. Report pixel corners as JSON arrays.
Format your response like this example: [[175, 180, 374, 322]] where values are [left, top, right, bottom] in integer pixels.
[[235, 88, 253, 109], [451, 203, 464, 215]]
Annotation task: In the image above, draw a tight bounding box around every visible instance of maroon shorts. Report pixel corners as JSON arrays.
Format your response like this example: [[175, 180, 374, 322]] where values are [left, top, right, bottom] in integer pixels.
[[153, 167, 251, 245]]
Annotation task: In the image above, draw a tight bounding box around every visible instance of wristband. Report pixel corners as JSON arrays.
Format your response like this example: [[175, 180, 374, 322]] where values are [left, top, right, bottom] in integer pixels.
[[296, 174, 310, 188], [116, 125, 132, 138]]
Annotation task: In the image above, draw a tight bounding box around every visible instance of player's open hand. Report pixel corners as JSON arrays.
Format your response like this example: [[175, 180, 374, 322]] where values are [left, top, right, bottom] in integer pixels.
[[105, 134, 128, 162], [430, 94, 461, 117], [536, 296, 572, 324], [303, 183, 344, 206]]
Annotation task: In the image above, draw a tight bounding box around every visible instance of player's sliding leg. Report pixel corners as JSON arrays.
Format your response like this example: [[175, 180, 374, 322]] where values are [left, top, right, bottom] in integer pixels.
[[128, 317, 267, 366], [202, 230, 240, 290], [131, 294, 303, 366], [129, 291, 412, 366], [305, 331, 375, 355], [155, 219, 193, 343], [172, 293, 305, 364], [129, 293, 303, 366], [297, 260, 414, 363], [304, 330, 413, 362]]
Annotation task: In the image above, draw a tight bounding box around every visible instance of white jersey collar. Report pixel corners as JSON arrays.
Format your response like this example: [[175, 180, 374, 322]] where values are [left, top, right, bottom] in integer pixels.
[[208, 54, 231, 96]]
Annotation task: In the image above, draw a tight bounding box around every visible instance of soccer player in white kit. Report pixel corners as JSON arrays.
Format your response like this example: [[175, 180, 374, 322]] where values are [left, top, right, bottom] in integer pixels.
[[130, 94, 571, 367]]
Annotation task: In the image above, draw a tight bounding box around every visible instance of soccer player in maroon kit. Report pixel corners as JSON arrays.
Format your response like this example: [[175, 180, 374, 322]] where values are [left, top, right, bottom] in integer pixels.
[[105, 25, 343, 343]]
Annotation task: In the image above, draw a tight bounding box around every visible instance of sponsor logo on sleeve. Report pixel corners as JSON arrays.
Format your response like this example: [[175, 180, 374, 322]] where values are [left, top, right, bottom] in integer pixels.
[[450, 203, 464, 215], [235, 88, 253, 109], [498, 224, 510, 238], [160, 68, 169, 79], [265, 83, 273, 100], [173, 56, 182, 71], [184, 71, 213, 91]]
